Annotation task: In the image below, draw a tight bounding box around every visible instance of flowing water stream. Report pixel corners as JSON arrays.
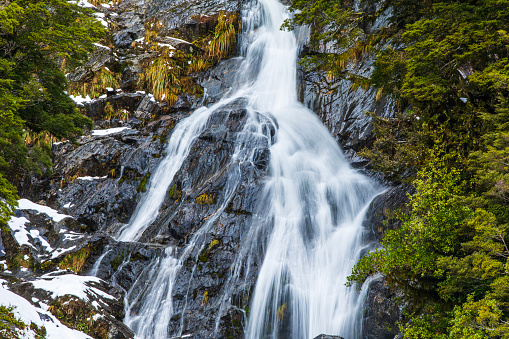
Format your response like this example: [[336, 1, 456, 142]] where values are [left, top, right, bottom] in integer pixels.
[[112, 0, 381, 337]]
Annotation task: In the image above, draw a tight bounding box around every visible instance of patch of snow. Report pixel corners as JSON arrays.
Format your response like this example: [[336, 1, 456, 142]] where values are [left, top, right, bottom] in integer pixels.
[[72, 0, 96, 9], [50, 246, 76, 259], [18, 199, 72, 222], [106, 87, 114, 92], [63, 202, 74, 209], [92, 313, 102, 321], [70, 95, 92, 105], [8, 216, 32, 248], [99, 94, 107, 99], [91, 127, 130, 136], [76, 176, 108, 181], [156, 42, 176, 49], [0, 283, 93, 339], [136, 91, 146, 95], [31, 274, 115, 303], [63, 233, 82, 241], [92, 42, 110, 50], [460, 97, 468, 103], [93, 13, 108, 27]]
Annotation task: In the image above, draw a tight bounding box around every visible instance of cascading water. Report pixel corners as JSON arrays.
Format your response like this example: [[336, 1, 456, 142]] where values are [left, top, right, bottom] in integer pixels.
[[111, 0, 381, 338]]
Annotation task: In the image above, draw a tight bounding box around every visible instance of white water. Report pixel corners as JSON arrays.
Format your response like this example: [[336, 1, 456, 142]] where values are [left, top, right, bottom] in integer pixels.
[[115, 0, 380, 338]]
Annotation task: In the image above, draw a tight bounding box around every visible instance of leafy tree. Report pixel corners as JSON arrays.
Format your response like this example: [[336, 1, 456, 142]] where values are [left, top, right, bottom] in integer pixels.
[[0, 0, 105, 221]]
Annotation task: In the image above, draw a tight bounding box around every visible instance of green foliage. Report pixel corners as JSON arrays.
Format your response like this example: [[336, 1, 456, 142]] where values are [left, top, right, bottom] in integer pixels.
[[208, 12, 238, 60], [195, 193, 215, 205], [0, 0, 104, 222], [349, 153, 471, 293], [58, 247, 91, 273], [137, 173, 151, 193]]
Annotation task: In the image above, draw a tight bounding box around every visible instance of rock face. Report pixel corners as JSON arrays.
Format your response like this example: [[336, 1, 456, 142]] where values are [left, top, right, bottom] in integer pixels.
[[364, 184, 414, 243], [298, 67, 394, 166], [363, 279, 403, 339]]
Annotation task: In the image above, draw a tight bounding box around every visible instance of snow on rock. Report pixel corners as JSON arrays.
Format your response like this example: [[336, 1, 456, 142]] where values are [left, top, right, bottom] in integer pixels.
[[0, 280, 93, 339], [69, 94, 92, 105], [7, 215, 53, 252], [91, 127, 130, 136], [18, 199, 72, 222], [30, 273, 115, 303], [76, 176, 108, 180], [94, 12, 108, 28]]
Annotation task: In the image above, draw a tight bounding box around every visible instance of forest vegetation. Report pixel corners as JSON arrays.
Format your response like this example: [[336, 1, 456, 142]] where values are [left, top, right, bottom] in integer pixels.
[[0, 0, 105, 222], [285, 0, 509, 337]]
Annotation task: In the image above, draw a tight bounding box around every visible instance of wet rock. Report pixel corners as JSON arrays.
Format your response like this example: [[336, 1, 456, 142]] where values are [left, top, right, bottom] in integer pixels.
[[313, 335, 345, 339], [121, 66, 142, 92], [298, 67, 394, 156], [113, 31, 135, 49], [134, 95, 161, 119], [147, 0, 244, 33], [363, 184, 414, 243], [0, 233, 5, 257], [363, 279, 402, 339], [68, 44, 116, 83], [83, 93, 144, 118], [199, 58, 244, 105]]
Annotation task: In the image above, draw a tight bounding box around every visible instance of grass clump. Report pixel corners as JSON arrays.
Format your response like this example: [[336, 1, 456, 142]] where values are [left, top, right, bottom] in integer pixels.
[[208, 12, 238, 60], [169, 184, 182, 200], [58, 247, 91, 273], [70, 67, 120, 99], [137, 173, 151, 193], [195, 193, 215, 205]]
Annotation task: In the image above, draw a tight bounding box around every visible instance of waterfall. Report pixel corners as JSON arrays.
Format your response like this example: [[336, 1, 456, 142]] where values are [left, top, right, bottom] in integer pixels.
[[112, 0, 381, 338]]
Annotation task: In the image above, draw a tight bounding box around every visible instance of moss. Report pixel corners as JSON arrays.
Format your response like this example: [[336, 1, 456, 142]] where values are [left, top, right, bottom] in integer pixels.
[[202, 290, 210, 305], [208, 239, 220, 251], [276, 303, 287, 324], [169, 184, 182, 200], [111, 253, 124, 271], [195, 193, 215, 205], [49, 295, 108, 338], [0, 305, 27, 337], [199, 252, 209, 263], [37, 260, 54, 272], [232, 318, 241, 329], [129, 252, 148, 262], [58, 247, 91, 273], [137, 173, 151, 193]]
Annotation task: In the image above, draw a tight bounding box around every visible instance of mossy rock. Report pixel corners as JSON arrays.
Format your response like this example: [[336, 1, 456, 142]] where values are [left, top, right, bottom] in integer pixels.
[[58, 247, 91, 273], [49, 295, 108, 339], [195, 193, 215, 205]]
